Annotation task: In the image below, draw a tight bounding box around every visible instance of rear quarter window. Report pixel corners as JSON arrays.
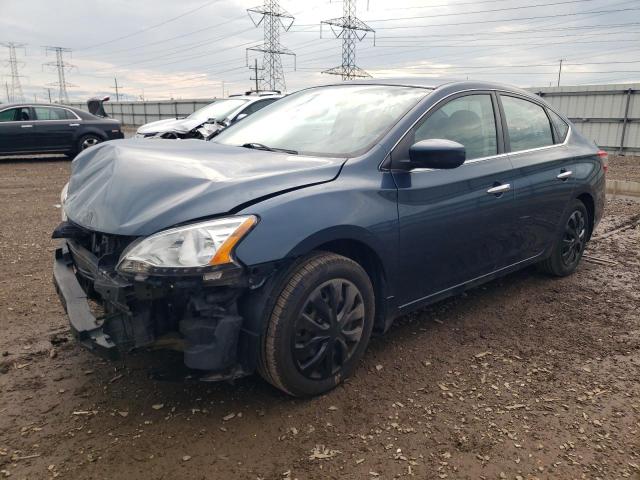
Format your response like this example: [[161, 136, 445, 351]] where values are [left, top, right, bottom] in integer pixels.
[[34, 107, 76, 121], [501, 95, 554, 151], [547, 109, 569, 143]]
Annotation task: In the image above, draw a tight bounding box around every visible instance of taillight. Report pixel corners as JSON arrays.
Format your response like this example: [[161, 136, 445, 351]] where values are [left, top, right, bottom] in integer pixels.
[[597, 149, 608, 174]]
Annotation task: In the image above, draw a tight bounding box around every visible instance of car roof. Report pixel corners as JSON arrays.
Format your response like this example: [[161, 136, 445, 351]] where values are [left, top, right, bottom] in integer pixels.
[[0, 102, 80, 110], [0, 102, 94, 117], [321, 78, 538, 99], [225, 94, 283, 101]]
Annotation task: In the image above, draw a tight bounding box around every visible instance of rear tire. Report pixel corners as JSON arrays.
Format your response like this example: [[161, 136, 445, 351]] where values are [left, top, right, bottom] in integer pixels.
[[258, 252, 375, 397], [539, 199, 589, 277], [77, 134, 103, 153]]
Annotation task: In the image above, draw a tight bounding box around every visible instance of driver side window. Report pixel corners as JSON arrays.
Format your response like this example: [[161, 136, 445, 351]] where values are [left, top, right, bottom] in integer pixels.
[[397, 94, 498, 162]]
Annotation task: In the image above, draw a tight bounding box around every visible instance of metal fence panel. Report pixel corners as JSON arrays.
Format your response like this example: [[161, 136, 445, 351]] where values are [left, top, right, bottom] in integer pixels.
[[531, 84, 640, 155], [65, 98, 217, 128]]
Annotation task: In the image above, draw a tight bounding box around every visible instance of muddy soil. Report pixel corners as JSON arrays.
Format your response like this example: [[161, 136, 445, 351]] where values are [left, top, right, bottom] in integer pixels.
[[0, 157, 639, 480], [608, 155, 640, 183]]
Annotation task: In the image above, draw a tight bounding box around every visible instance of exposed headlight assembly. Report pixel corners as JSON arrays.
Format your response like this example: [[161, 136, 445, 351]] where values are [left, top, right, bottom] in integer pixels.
[[60, 182, 69, 221], [117, 215, 257, 275]]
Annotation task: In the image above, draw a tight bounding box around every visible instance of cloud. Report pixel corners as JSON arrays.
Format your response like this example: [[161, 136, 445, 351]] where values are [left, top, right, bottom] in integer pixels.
[[1, 0, 638, 102]]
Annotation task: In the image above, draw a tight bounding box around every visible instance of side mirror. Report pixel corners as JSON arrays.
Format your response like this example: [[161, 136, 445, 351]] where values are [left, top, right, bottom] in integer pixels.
[[234, 113, 248, 122], [206, 117, 217, 124], [403, 139, 466, 170]]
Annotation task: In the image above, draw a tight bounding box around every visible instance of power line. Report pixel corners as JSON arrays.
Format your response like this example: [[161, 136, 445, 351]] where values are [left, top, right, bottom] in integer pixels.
[[77, 14, 249, 58], [246, 0, 295, 91], [0, 41, 26, 102], [362, 7, 640, 30], [78, 0, 224, 51], [384, 0, 526, 10], [372, 22, 640, 39], [366, 0, 600, 23], [321, 0, 375, 80], [373, 38, 640, 48], [43, 46, 75, 103], [96, 27, 257, 69]]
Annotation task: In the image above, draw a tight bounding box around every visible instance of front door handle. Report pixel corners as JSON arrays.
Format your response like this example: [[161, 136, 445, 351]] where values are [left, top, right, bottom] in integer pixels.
[[20, 124, 33, 128], [487, 183, 511, 195], [69, 123, 80, 127], [557, 170, 573, 180]]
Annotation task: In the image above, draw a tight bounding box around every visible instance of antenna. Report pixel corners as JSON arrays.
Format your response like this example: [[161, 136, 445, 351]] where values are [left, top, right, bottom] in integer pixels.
[[246, 0, 295, 92], [321, 0, 375, 80], [1, 42, 26, 102], [43, 46, 75, 103]]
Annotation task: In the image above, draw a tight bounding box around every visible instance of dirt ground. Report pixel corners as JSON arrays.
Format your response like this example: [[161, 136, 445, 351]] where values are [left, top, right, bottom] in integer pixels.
[[608, 155, 640, 183], [0, 154, 639, 480]]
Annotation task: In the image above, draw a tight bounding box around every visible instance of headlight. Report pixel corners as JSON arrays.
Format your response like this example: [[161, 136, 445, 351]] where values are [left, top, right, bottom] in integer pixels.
[[117, 215, 257, 275], [60, 182, 69, 221]]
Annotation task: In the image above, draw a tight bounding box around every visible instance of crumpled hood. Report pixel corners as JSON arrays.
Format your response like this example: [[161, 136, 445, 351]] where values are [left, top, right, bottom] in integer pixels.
[[137, 117, 202, 135], [64, 139, 345, 236]]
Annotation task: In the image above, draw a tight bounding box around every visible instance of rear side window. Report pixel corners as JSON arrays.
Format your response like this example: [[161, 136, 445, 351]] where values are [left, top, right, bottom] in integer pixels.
[[406, 94, 498, 161], [34, 107, 76, 121], [501, 96, 553, 151], [239, 98, 278, 117], [0, 108, 18, 122], [547, 109, 569, 143]]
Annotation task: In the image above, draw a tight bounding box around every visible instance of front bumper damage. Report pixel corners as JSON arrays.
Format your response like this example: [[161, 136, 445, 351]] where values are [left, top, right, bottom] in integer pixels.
[[53, 235, 263, 380]]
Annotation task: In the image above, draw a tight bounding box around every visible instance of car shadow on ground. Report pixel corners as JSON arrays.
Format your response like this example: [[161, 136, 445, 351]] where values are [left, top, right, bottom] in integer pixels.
[[66, 264, 546, 406], [0, 154, 69, 164]]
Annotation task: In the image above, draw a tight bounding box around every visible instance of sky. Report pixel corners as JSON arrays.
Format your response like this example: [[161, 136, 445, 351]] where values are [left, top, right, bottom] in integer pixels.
[[1, 0, 640, 102]]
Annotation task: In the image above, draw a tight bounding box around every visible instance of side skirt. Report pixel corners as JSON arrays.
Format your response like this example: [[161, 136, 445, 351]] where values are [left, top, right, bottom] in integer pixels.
[[396, 252, 546, 315]]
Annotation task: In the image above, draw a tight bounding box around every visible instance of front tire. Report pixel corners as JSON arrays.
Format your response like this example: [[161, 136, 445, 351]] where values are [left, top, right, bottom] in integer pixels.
[[258, 252, 375, 397], [539, 199, 589, 277]]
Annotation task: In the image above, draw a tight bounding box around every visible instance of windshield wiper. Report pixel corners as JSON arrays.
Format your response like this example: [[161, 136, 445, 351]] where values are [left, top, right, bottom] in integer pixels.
[[241, 142, 298, 155]]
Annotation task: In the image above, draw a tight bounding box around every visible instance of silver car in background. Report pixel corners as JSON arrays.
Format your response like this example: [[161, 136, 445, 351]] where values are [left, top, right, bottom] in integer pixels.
[[135, 92, 282, 140]]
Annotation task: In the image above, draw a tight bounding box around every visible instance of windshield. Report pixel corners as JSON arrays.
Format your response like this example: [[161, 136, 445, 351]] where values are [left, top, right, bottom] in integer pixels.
[[214, 85, 429, 156], [188, 99, 248, 122]]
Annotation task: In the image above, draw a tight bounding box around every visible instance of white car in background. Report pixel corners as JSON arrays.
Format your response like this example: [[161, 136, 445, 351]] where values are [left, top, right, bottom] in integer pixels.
[[135, 92, 282, 140]]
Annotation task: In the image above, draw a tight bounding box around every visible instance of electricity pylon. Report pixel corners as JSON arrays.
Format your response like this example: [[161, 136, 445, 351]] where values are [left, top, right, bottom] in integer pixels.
[[1, 42, 26, 102], [43, 46, 75, 103], [246, 0, 295, 92], [321, 0, 375, 80]]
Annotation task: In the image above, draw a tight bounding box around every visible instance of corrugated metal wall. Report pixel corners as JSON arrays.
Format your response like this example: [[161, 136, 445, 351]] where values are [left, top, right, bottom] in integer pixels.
[[66, 99, 216, 127], [529, 84, 639, 155]]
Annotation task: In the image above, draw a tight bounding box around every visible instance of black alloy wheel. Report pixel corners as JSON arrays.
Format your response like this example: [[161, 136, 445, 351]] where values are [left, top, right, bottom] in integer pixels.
[[293, 278, 365, 380], [561, 209, 587, 268], [538, 199, 590, 277], [258, 252, 375, 397]]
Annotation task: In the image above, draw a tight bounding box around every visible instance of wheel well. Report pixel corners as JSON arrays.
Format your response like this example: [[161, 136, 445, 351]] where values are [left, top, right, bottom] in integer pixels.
[[577, 193, 595, 239], [314, 239, 387, 332], [78, 130, 107, 143]]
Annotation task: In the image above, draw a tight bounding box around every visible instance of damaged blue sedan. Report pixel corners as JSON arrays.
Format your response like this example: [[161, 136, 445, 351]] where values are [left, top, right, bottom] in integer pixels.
[[53, 80, 606, 396]]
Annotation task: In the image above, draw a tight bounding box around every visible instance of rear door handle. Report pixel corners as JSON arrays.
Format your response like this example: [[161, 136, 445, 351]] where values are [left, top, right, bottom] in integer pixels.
[[69, 123, 80, 127], [20, 124, 33, 128], [487, 183, 511, 195], [557, 170, 573, 180]]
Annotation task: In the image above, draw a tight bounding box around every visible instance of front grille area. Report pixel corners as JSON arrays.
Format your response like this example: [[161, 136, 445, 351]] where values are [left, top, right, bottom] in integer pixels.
[[54, 221, 136, 265], [80, 229, 134, 260]]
